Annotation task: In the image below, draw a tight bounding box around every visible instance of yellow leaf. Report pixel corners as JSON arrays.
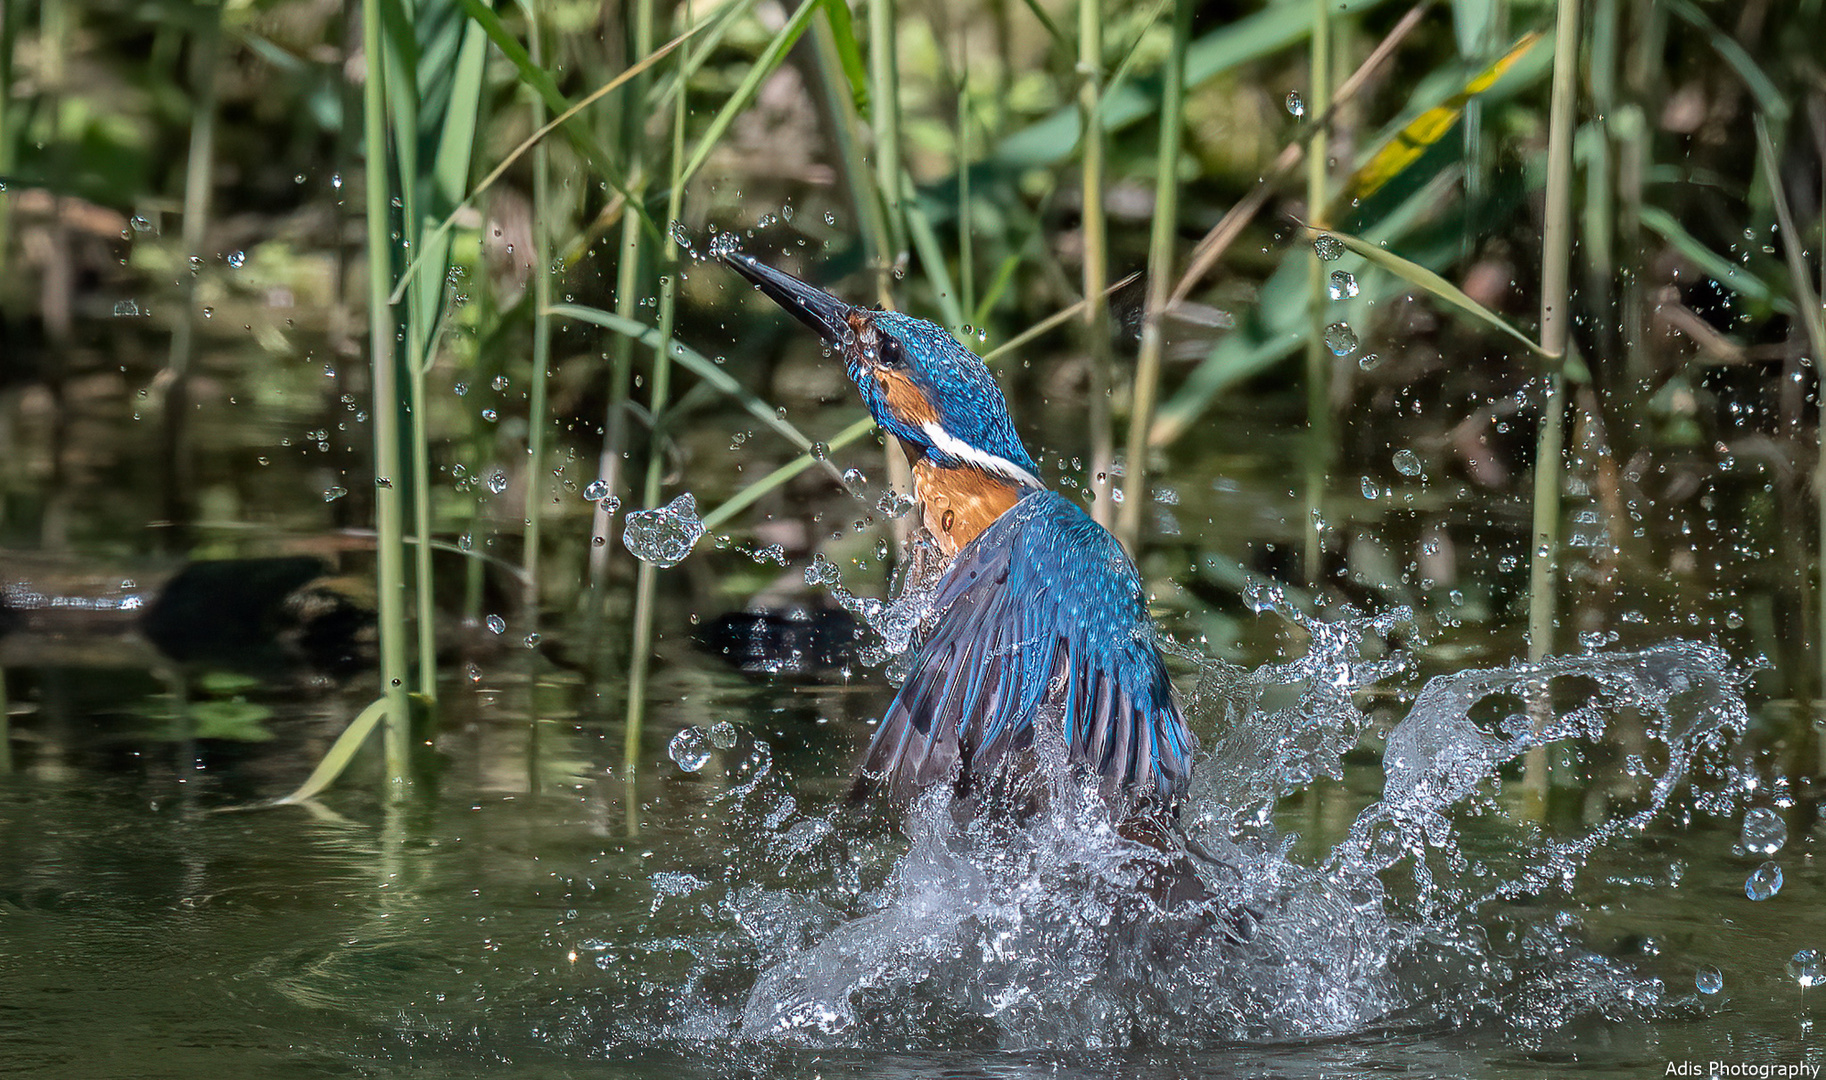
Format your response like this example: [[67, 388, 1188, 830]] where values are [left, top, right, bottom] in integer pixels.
[[1340, 32, 1543, 206]]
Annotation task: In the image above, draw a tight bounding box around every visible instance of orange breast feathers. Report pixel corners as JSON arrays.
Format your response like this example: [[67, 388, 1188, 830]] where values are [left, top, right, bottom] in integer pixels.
[[871, 368, 940, 428], [911, 458, 1023, 556]]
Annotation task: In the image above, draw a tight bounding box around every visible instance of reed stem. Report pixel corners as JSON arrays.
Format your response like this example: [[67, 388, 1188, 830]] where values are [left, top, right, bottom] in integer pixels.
[[161, 9, 223, 547], [0, 0, 20, 291], [866, 0, 915, 537], [1301, 0, 1333, 587], [523, 0, 554, 620], [1522, 0, 1582, 814], [361, 0, 414, 786], [957, 79, 975, 321], [869, 0, 906, 271], [0, 669, 11, 774], [1754, 115, 1826, 768], [624, 1, 692, 773], [1079, 0, 1113, 526], [1115, 0, 1189, 551], [587, 0, 660, 658]]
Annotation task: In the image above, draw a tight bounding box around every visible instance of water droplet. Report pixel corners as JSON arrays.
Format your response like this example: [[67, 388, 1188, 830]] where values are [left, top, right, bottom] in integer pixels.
[[1362, 819, 1407, 868], [331, 174, 344, 189], [622, 493, 706, 568], [1360, 476, 1378, 500], [322, 485, 349, 502], [810, 442, 829, 461], [454, 382, 469, 396], [598, 495, 622, 514], [491, 375, 509, 391], [1328, 270, 1359, 300], [803, 552, 843, 587], [841, 467, 866, 488], [708, 721, 738, 749], [227, 250, 246, 269], [1286, 91, 1305, 117], [1746, 861, 1783, 900], [876, 491, 916, 518], [523, 632, 541, 648], [200, 306, 214, 319], [1312, 234, 1346, 261], [1791, 949, 1823, 987], [1695, 965, 1724, 994], [669, 727, 712, 772], [486, 471, 509, 494], [584, 479, 611, 501], [481, 409, 498, 422], [113, 300, 140, 317], [1742, 807, 1787, 855], [129, 215, 154, 234], [1392, 449, 1422, 477], [485, 614, 506, 634], [1357, 352, 1384, 371], [1323, 322, 1359, 356]]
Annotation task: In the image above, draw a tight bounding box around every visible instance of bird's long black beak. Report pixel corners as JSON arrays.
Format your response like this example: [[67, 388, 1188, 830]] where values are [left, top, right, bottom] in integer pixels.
[[719, 250, 854, 345]]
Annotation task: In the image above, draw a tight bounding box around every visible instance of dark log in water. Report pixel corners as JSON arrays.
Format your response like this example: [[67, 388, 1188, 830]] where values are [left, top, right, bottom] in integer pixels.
[[0, 554, 374, 674]]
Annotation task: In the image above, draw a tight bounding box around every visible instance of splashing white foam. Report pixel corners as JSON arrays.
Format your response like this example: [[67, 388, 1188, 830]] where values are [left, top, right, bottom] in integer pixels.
[[629, 589, 1749, 1050]]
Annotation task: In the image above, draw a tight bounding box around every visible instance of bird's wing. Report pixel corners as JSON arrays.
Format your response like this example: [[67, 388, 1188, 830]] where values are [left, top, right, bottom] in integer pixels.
[[853, 491, 1195, 810]]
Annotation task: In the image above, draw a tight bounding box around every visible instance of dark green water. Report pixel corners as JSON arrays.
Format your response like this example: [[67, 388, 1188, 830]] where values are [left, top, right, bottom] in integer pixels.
[[1, 666, 1823, 1078]]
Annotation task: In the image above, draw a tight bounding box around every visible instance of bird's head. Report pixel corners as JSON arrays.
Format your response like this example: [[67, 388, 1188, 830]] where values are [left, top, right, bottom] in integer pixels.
[[722, 251, 1042, 489]]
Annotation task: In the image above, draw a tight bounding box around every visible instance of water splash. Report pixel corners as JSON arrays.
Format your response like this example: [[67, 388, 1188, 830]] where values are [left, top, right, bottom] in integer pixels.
[[624, 493, 707, 568], [622, 585, 1749, 1050]]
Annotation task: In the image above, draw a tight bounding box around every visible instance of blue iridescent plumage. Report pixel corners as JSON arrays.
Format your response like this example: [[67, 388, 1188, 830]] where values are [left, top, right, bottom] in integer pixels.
[[861, 489, 1194, 809], [853, 312, 1041, 480], [721, 251, 1196, 815]]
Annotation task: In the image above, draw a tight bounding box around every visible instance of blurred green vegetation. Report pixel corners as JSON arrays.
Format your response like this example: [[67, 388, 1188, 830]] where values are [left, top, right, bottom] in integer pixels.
[[2, 0, 1825, 782]]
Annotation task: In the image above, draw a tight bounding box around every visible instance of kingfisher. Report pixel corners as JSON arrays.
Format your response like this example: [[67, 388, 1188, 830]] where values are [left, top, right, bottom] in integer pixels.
[[721, 251, 1196, 820]]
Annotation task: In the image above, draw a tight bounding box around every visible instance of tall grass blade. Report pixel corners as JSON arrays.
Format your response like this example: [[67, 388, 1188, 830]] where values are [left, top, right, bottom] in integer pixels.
[[901, 174, 965, 332], [1664, 0, 1789, 124], [677, 0, 826, 188], [700, 415, 880, 530], [1152, 169, 1455, 445], [270, 697, 392, 805], [1637, 206, 1793, 313], [1115, 0, 1190, 551], [819, 0, 870, 115], [1310, 225, 1576, 368], [550, 303, 850, 477]]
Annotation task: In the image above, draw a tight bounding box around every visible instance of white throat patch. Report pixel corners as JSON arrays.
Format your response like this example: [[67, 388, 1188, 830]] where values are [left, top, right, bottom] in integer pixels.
[[919, 422, 1044, 489]]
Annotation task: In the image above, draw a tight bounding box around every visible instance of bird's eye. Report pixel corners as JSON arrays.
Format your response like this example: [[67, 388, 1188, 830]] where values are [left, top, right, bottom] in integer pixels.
[[877, 338, 906, 368]]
